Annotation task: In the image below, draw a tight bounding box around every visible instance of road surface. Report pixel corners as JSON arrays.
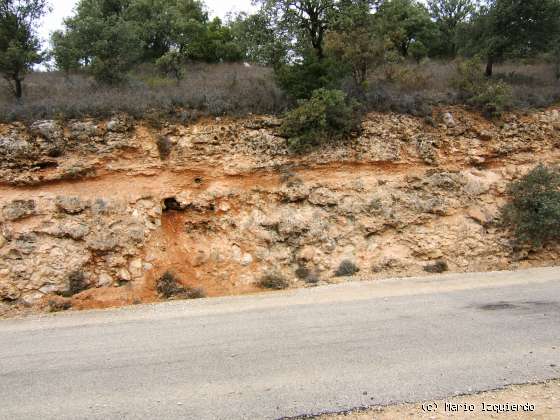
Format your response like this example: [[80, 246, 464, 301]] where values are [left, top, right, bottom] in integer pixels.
[[1, 267, 559, 419]]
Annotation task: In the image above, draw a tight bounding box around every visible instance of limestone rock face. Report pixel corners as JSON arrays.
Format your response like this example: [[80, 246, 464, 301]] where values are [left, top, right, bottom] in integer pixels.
[[30, 120, 63, 141], [56, 196, 89, 214], [2, 200, 36, 221], [0, 106, 559, 315]]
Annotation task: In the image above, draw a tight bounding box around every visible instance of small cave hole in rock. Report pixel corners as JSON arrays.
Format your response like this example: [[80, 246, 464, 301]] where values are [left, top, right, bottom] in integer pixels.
[[194, 177, 204, 185], [33, 161, 59, 170], [163, 197, 183, 212]]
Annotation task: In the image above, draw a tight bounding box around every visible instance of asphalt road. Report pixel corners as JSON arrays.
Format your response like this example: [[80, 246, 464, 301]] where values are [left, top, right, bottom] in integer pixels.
[[1, 267, 559, 420]]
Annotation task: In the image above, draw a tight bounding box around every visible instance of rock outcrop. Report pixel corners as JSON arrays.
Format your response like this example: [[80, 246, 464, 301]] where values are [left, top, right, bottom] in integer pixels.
[[1, 107, 559, 316]]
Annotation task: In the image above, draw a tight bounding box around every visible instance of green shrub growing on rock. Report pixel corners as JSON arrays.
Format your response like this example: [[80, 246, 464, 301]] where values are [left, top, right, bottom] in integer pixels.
[[469, 80, 512, 119], [61, 270, 88, 297], [334, 260, 360, 277], [279, 88, 361, 153], [453, 59, 512, 118], [501, 164, 560, 247], [257, 273, 289, 290], [423, 260, 449, 274], [156, 271, 206, 300]]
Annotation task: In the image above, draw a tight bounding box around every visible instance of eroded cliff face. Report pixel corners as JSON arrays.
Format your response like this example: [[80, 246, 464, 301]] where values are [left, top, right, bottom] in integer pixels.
[[1, 108, 559, 316]]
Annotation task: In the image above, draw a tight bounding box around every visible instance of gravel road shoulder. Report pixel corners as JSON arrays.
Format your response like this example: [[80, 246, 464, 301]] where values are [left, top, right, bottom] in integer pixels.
[[311, 380, 560, 419]]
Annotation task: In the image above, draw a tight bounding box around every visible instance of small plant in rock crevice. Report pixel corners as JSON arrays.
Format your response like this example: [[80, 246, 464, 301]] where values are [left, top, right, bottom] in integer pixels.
[[423, 260, 449, 274], [156, 136, 173, 160], [257, 272, 290, 290], [59, 270, 88, 297], [334, 260, 360, 277], [156, 271, 206, 300]]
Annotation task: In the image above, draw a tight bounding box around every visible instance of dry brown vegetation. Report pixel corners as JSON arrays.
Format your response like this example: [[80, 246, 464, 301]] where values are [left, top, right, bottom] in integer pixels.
[[361, 60, 560, 116], [1, 60, 559, 123], [0, 63, 287, 122]]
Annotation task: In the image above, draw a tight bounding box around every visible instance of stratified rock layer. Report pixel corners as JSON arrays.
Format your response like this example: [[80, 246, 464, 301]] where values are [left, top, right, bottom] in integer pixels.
[[1, 107, 559, 315]]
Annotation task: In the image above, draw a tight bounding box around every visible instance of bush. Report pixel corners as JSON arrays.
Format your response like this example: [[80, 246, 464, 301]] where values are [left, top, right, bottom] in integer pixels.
[[362, 83, 434, 117], [295, 265, 320, 284], [452, 58, 484, 95], [453, 58, 513, 118], [423, 260, 449, 273], [257, 273, 289, 290], [304, 271, 320, 284], [275, 55, 348, 100], [65, 270, 88, 297], [334, 260, 360, 277], [295, 265, 310, 280], [156, 136, 173, 160], [279, 88, 361, 153], [469, 80, 513, 118], [501, 165, 560, 247], [48, 297, 72, 312], [156, 271, 206, 300], [409, 41, 428, 64], [156, 51, 185, 81]]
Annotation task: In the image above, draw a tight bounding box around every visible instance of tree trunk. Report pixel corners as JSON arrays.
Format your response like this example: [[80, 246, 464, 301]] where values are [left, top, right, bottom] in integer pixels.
[[316, 43, 324, 60], [14, 77, 22, 99], [485, 56, 493, 77]]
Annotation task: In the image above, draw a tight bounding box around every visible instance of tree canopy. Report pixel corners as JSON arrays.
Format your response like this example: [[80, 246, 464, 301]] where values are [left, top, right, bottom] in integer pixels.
[[51, 0, 242, 82], [0, 0, 555, 102], [0, 0, 50, 98], [460, 0, 560, 76]]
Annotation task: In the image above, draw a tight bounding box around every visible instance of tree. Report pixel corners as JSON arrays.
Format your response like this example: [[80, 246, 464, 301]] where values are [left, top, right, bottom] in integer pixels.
[[325, 0, 382, 86], [230, 11, 289, 66], [375, 0, 437, 57], [51, 30, 81, 75], [52, 0, 246, 81], [193, 17, 244, 63], [126, 0, 208, 61], [427, 0, 477, 56], [461, 0, 560, 76], [156, 50, 184, 81], [51, 0, 143, 83], [89, 17, 143, 84], [0, 0, 50, 98], [255, 0, 337, 60]]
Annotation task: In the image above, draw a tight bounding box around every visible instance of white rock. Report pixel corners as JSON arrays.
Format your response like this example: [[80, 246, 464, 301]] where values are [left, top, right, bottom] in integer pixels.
[[442, 112, 456, 128], [97, 273, 113, 287], [118, 268, 131, 282], [231, 244, 242, 262], [21, 292, 44, 304], [129, 258, 143, 278], [241, 253, 253, 266], [39, 284, 60, 294]]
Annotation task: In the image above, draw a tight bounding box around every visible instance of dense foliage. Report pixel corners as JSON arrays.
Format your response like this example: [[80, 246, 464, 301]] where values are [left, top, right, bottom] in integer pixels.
[[0, 0, 49, 97], [452, 58, 512, 117], [279, 88, 361, 152], [51, 0, 243, 83], [501, 165, 560, 247]]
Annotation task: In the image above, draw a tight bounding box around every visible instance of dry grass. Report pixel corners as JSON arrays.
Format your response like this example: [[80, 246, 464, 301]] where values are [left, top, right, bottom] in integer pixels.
[[1, 60, 558, 123], [361, 59, 560, 116], [0, 63, 288, 122]]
